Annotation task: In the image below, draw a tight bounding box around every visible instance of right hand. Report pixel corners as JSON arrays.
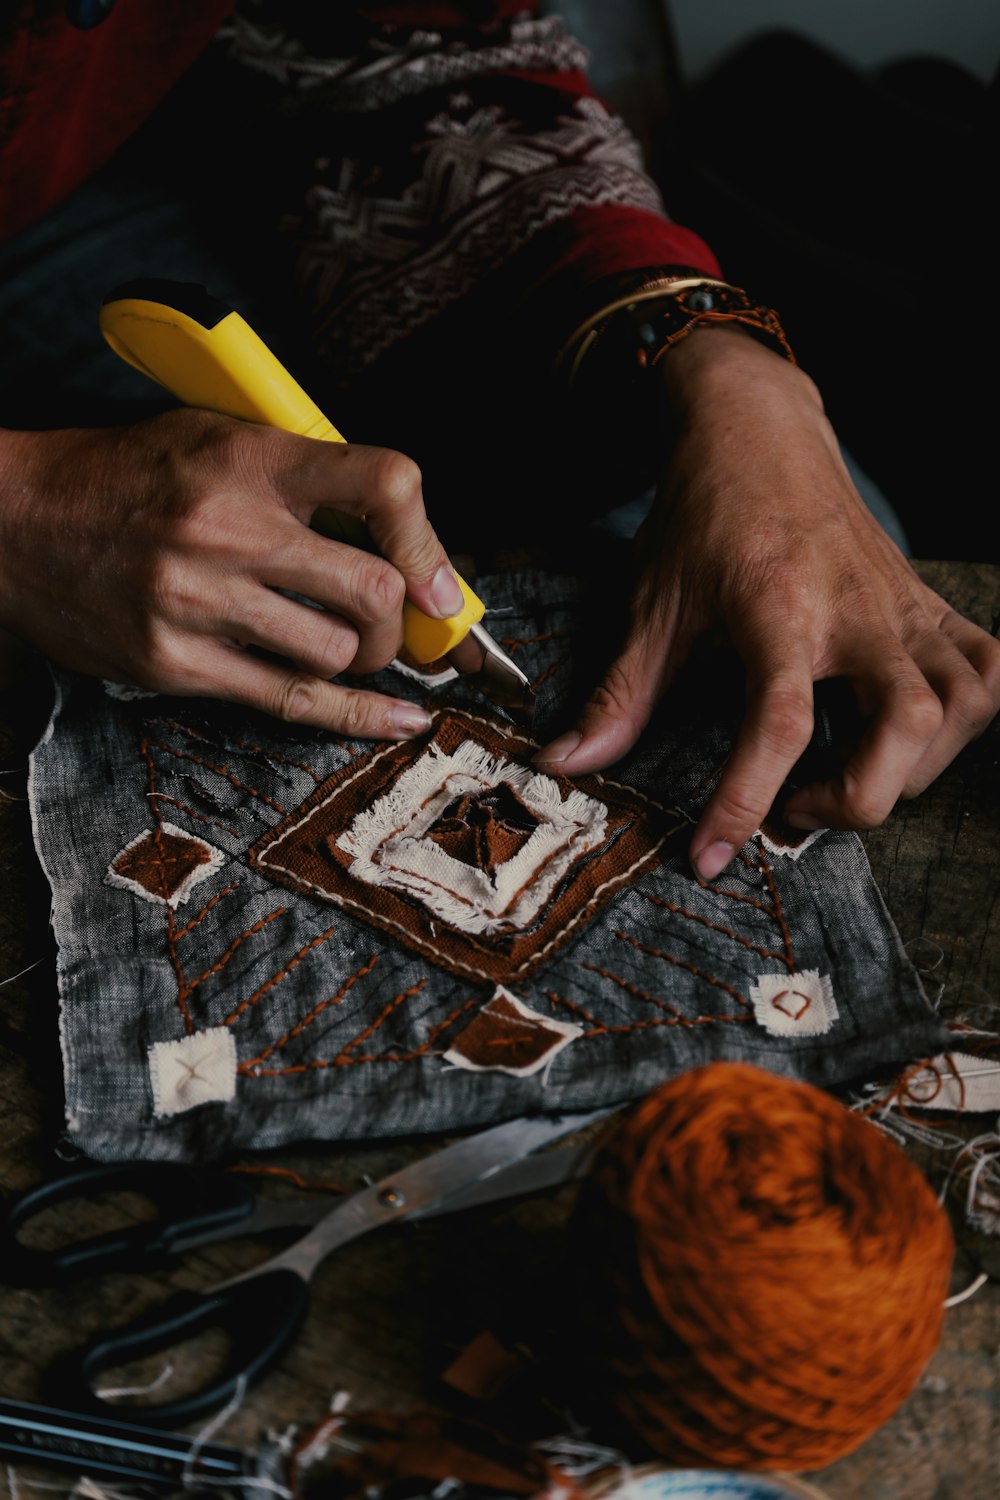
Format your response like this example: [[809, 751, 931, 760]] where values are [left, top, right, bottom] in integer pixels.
[[0, 410, 465, 738]]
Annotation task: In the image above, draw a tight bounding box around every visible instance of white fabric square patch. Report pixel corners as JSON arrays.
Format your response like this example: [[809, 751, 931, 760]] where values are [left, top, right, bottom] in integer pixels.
[[750, 970, 839, 1038], [335, 738, 608, 936], [148, 1027, 237, 1116], [443, 987, 583, 1076]]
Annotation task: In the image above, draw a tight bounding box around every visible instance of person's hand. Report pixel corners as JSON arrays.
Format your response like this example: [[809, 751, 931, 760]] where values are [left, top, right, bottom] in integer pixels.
[[0, 410, 465, 738], [534, 328, 1000, 878]]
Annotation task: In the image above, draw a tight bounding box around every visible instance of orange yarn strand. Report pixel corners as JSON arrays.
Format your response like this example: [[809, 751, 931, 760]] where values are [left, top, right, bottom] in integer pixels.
[[567, 1063, 954, 1471]]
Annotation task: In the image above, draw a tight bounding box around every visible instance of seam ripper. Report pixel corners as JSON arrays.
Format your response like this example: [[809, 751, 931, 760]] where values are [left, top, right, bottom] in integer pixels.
[[98, 278, 534, 720]]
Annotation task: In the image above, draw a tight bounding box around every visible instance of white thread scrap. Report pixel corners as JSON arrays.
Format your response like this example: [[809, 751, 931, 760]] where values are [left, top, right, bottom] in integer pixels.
[[388, 656, 459, 687], [336, 738, 608, 935], [105, 821, 226, 909], [894, 1053, 1000, 1113], [750, 970, 838, 1038], [443, 987, 583, 1076], [148, 1027, 237, 1117]]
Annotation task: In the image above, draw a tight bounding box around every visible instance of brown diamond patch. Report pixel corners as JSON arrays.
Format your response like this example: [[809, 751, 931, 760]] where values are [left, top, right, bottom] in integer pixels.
[[105, 822, 225, 909], [249, 711, 683, 983], [443, 987, 583, 1075]]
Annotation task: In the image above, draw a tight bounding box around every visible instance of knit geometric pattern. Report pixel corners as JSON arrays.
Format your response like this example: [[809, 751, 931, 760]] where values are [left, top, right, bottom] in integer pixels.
[[224, 10, 667, 376], [28, 570, 948, 1161]]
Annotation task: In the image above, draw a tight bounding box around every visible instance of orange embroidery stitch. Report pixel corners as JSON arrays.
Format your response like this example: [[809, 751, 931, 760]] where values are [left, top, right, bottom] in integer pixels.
[[613, 930, 749, 1009], [239, 954, 381, 1072], [223, 925, 338, 1028], [771, 989, 813, 1021]]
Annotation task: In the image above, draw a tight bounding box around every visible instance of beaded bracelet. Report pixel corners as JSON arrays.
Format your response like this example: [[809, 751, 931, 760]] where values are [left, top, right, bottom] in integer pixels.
[[555, 276, 796, 388]]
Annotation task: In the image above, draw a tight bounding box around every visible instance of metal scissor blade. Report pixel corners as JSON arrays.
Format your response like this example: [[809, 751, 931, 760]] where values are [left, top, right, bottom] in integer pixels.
[[224, 1110, 608, 1287], [447, 621, 536, 727], [410, 1138, 595, 1218]]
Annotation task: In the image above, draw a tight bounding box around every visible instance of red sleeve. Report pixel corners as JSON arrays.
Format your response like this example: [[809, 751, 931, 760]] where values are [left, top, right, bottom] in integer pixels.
[[0, 1, 234, 245]]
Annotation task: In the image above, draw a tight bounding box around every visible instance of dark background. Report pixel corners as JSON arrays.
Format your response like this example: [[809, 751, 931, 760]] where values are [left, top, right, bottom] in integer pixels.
[[547, 1, 998, 563]]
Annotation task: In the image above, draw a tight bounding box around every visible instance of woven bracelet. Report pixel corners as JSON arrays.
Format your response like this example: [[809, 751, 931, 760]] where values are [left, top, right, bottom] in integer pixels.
[[556, 277, 796, 387]]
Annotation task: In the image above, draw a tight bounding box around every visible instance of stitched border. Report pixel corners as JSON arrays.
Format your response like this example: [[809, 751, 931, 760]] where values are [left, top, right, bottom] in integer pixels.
[[250, 711, 683, 982]]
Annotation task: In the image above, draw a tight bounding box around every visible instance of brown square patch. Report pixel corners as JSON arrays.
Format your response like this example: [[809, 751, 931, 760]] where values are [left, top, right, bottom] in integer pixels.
[[249, 711, 682, 983]]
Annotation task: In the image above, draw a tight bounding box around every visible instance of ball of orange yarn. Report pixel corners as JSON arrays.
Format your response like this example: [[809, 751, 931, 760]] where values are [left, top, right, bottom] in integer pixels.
[[567, 1062, 954, 1470]]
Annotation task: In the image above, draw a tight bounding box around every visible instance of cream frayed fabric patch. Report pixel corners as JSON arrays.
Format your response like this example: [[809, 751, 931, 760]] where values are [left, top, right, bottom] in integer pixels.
[[148, 1026, 237, 1116], [750, 969, 839, 1037], [444, 987, 583, 1076], [250, 710, 675, 983], [893, 1053, 1000, 1112], [105, 822, 226, 909], [335, 736, 609, 935]]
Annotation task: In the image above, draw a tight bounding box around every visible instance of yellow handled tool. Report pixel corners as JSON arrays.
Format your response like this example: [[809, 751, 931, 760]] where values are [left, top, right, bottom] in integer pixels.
[[99, 280, 533, 714]]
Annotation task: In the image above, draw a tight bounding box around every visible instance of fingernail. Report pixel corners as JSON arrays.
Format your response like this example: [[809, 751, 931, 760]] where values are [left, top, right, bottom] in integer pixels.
[[533, 731, 582, 767], [784, 811, 825, 831], [391, 704, 432, 738], [693, 840, 736, 881], [429, 565, 465, 619]]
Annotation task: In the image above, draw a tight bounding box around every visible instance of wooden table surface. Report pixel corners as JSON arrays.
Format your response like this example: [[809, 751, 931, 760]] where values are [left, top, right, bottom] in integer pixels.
[[1, 560, 997, 1500]]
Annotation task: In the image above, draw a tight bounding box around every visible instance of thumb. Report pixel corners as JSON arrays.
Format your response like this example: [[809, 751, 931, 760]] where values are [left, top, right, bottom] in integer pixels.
[[533, 612, 688, 777]]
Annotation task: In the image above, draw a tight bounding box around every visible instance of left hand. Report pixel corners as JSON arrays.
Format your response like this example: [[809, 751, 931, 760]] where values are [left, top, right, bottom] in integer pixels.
[[533, 328, 1000, 879]]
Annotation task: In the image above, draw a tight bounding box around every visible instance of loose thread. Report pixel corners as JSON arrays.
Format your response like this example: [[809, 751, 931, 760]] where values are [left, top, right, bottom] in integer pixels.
[[228, 1163, 348, 1195], [944, 1271, 989, 1308], [288, 1392, 354, 1497], [181, 1375, 249, 1493], [96, 1363, 175, 1400], [0, 957, 44, 988]]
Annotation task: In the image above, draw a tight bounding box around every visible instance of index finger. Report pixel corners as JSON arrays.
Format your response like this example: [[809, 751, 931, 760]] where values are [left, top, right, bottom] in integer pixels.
[[689, 640, 817, 882], [262, 433, 466, 621], [323, 444, 465, 621]]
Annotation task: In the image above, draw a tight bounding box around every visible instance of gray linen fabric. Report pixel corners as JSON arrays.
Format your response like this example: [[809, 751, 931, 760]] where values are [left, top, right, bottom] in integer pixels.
[[28, 570, 948, 1162]]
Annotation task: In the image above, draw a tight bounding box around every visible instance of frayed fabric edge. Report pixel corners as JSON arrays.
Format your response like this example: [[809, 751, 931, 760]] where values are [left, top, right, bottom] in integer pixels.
[[24, 666, 81, 1135]]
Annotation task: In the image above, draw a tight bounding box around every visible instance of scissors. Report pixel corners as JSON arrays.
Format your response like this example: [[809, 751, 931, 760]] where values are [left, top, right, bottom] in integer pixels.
[[0, 1110, 605, 1428]]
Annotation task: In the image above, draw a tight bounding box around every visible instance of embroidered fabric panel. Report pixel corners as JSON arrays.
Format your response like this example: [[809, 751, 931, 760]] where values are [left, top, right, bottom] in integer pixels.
[[29, 571, 948, 1162]]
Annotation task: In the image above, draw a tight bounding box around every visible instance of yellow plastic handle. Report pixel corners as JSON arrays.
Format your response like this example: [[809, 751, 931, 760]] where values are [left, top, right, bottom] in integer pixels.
[[99, 292, 484, 663]]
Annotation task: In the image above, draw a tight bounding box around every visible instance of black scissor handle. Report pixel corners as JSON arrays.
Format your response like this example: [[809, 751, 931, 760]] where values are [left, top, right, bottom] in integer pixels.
[[45, 1267, 310, 1427], [0, 1164, 255, 1285]]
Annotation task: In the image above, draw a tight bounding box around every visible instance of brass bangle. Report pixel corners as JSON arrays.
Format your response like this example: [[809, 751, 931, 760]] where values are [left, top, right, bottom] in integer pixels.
[[555, 277, 795, 387], [555, 277, 730, 383]]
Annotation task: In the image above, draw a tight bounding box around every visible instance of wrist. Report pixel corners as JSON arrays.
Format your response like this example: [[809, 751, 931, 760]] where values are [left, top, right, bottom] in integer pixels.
[[656, 323, 822, 413], [552, 276, 798, 501]]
